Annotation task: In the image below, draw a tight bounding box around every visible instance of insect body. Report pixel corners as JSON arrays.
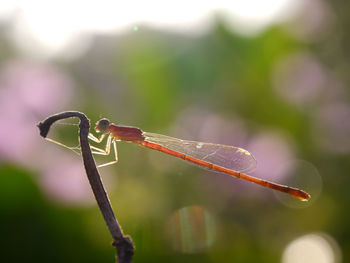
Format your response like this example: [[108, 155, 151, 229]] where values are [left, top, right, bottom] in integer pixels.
[[88, 118, 310, 201]]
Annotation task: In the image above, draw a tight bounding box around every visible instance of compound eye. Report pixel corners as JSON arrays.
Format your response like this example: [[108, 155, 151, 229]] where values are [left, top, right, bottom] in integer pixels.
[[95, 118, 110, 132]]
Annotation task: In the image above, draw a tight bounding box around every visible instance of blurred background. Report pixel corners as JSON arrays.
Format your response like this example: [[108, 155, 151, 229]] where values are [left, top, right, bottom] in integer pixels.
[[0, 0, 348, 262]]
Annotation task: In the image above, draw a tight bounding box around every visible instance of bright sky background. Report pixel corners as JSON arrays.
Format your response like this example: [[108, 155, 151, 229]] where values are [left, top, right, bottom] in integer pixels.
[[0, 0, 303, 58]]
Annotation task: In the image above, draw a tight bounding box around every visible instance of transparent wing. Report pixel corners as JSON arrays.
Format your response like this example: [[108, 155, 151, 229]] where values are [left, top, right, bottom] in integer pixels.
[[143, 132, 257, 173]]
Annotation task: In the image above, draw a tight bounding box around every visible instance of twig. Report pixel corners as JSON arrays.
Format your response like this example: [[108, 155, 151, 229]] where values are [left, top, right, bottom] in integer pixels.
[[37, 111, 134, 263]]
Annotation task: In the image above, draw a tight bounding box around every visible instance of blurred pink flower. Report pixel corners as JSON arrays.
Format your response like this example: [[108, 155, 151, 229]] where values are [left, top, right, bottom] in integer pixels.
[[0, 60, 73, 114], [0, 59, 73, 164], [171, 107, 248, 147], [313, 103, 350, 154], [0, 59, 97, 206], [286, 0, 334, 42], [40, 154, 95, 205], [248, 131, 295, 182], [272, 52, 327, 107]]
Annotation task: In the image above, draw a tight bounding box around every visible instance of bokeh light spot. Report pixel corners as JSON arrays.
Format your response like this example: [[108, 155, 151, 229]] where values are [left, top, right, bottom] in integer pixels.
[[282, 233, 341, 263]]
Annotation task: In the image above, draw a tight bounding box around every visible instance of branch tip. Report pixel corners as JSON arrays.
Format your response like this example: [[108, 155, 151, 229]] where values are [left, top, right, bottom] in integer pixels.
[[37, 111, 134, 263]]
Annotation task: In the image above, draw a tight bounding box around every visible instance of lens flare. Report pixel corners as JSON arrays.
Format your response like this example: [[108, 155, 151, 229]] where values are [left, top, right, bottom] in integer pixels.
[[165, 205, 216, 253]]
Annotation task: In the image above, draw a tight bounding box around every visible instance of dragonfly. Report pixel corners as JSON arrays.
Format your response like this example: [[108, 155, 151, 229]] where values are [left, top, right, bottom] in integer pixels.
[[83, 118, 310, 201]]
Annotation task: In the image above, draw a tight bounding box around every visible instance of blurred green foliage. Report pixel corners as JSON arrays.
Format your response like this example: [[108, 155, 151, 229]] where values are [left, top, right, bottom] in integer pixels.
[[1, 8, 350, 263]]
